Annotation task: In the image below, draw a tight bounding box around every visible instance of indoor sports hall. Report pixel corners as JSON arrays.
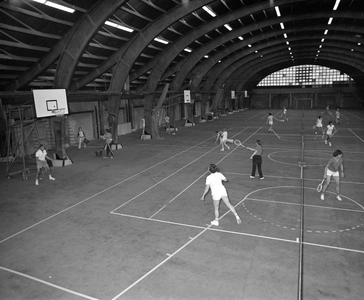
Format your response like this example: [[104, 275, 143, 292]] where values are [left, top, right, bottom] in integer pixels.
[[1, 108, 363, 300]]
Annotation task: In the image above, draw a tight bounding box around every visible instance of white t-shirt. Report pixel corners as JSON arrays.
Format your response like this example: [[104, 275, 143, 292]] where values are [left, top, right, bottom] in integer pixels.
[[316, 118, 323, 128], [326, 124, 335, 135], [221, 131, 228, 141], [267, 115, 273, 125], [35, 149, 47, 161], [206, 172, 227, 200]]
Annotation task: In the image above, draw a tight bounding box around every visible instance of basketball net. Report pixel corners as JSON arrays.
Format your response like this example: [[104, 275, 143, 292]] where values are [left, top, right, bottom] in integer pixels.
[[51, 108, 65, 117]]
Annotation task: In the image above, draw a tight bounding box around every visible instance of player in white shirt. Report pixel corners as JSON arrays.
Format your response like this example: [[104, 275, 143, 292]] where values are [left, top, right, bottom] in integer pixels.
[[35, 144, 55, 185], [201, 164, 241, 226]]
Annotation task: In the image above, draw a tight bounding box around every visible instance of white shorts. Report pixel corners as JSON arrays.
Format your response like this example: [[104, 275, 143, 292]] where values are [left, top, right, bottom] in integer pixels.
[[269, 121, 273, 125], [211, 187, 227, 200], [326, 169, 339, 177]]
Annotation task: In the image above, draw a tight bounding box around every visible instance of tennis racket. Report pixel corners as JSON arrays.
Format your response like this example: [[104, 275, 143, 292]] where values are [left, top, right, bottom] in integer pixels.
[[234, 139, 245, 147], [317, 178, 325, 192]]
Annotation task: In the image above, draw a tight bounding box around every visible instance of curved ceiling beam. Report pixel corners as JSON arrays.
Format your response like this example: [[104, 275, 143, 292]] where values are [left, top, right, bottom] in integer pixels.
[[162, 11, 362, 93], [54, 0, 126, 89], [70, 0, 212, 91], [187, 30, 362, 92], [200, 43, 363, 94], [186, 26, 362, 91], [132, 0, 302, 86], [1, 1, 113, 91]]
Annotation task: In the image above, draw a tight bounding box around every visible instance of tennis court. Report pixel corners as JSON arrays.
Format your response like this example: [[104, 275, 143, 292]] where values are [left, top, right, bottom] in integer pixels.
[[1, 108, 364, 300]]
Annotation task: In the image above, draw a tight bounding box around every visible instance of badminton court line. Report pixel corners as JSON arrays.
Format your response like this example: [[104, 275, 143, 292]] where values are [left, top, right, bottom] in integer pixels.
[[0, 134, 223, 245], [349, 128, 364, 143], [0, 266, 99, 300], [111, 127, 253, 214], [146, 128, 263, 219]]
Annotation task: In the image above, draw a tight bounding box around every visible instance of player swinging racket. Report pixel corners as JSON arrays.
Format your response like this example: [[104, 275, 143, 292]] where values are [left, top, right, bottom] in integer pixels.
[[244, 139, 264, 179], [200, 164, 241, 226], [324, 121, 337, 147], [266, 113, 282, 132], [215, 128, 233, 151], [314, 116, 324, 135], [320, 149, 344, 201]]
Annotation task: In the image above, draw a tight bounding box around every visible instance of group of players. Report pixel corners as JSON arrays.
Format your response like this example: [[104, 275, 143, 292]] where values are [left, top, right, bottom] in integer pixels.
[[204, 106, 344, 226]]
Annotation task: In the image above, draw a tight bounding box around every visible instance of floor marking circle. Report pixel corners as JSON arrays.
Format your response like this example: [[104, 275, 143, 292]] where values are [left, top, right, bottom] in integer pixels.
[[241, 186, 364, 234]]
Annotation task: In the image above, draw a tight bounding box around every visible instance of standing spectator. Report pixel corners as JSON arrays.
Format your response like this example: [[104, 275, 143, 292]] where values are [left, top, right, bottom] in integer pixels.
[[77, 127, 87, 149], [245, 140, 264, 179], [102, 129, 114, 159], [165, 114, 171, 133], [314, 116, 324, 135], [335, 109, 340, 124], [281, 107, 288, 121], [320, 149, 344, 201], [200, 164, 241, 226], [35, 144, 55, 185], [324, 121, 336, 146], [323, 104, 330, 120]]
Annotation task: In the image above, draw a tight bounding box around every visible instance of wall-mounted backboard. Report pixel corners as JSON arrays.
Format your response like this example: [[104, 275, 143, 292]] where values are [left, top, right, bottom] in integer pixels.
[[33, 89, 69, 118]]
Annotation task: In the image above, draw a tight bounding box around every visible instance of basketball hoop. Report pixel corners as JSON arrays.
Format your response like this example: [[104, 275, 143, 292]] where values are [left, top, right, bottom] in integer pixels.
[[51, 108, 65, 117]]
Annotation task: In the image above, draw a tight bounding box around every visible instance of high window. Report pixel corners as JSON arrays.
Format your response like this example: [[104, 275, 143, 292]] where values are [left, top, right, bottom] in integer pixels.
[[258, 65, 353, 87]]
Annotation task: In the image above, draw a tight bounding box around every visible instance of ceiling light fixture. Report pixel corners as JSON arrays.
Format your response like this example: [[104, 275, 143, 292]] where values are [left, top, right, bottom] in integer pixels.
[[184, 48, 192, 53], [333, 0, 341, 11], [202, 6, 216, 17], [154, 37, 169, 44], [324, 29, 328, 35], [224, 24, 232, 31], [105, 21, 134, 33], [328, 17, 333, 25], [275, 6, 281, 17], [280, 23, 285, 30], [238, 36, 244, 40], [283, 33, 287, 38], [32, 0, 75, 13]]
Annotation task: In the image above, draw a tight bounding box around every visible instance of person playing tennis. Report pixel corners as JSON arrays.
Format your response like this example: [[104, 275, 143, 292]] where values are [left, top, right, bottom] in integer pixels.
[[216, 128, 233, 151], [320, 149, 344, 201], [266, 113, 281, 132], [281, 107, 288, 121], [35, 144, 55, 186], [200, 164, 241, 226], [324, 121, 336, 146], [245, 140, 264, 179], [314, 116, 324, 135], [335, 108, 340, 124]]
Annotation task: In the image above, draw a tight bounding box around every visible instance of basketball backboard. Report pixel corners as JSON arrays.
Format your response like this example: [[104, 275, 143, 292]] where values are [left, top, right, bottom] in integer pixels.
[[33, 89, 69, 118]]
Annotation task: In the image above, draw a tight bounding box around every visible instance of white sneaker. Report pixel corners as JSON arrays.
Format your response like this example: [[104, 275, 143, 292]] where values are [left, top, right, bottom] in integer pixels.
[[325, 140, 327, 144], [220, 149, 224, 151], [250, 176, 255, 178], [329, 142, 332, 147], [236, 216, 241, 224], [49, 176, 55, 180], [211, 219, 219, 226], [35, 180, 39, 186], [336, 195, 342, 201], [320, 194, 324, 200]]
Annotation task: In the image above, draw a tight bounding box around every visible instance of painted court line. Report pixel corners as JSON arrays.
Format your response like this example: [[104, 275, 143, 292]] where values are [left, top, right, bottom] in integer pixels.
[[146, 128, 263, 218], [0, 135, 219, 245], [0, 266, 99, 300]]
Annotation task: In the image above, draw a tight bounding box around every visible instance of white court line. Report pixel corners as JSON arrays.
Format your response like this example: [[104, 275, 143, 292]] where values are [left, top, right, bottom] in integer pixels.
[[245, 197, 364, 213], [349, 128, 364, 143], [111, 127, 251, 214], [146, 128, 263, 218], [0, 266, 100, 300], [0, 134, 220, 245], [302, 242, 364, 254]]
